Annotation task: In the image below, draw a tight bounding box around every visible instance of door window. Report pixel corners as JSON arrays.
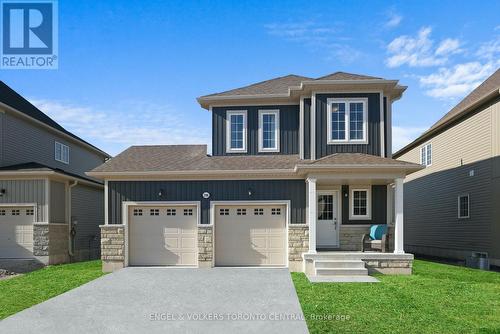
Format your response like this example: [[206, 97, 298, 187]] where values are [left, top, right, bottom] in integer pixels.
[[317, 195, 333, 220]]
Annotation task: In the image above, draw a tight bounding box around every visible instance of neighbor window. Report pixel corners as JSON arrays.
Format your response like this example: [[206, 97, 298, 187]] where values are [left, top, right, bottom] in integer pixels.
[[458, 194, 469, 219], [55, 141, 70, 164], [421, 143, 432, 166], [327, 98, 368, 144], [226, 111, 247, 153], [350, 187, 371, 220], [258, 110, 279, 152]]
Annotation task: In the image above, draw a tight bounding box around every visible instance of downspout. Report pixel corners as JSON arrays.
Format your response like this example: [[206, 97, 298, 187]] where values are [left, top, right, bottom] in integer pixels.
[[68, 180, 78, 258]]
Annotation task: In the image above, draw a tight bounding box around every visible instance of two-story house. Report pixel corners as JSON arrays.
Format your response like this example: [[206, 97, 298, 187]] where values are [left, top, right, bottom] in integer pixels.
[[0, 81, 110, 270], [394, 69, 500, 268], [88, 72, 422, 280]]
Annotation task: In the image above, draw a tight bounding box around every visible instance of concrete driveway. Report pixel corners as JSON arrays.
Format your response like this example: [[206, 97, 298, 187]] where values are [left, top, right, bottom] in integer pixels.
[[0, 267, 309, 334]]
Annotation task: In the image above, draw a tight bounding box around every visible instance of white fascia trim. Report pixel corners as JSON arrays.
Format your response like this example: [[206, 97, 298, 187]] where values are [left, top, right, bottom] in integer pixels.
[[349, 186, 372, 220], [326, 98, 368, 145], [0, 101, 110, 157], [225, 110, 248, 153], [379, 92, 385, 157], [258, 109, 280, 153], [88, 168, 297, 177]]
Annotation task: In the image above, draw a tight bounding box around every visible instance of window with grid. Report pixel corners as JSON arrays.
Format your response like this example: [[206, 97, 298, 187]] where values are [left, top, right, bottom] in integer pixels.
[[150, 209, 159, 216], [184, 208, 193, 216], [421, 143, 432, 166], [271, 208, 281, 215], [254, 208, 264, 215], [328, 99, 367, 143], [55, 141, 70, 164], [12, 209, 20, 216], [0, 209, 5, 215], [317, 195, 333, 220], [166, 209, 176, 216], [236, 208, 247, 216], [133, 209, 143, 216], [26, 209, 34, 216], [219, 208, 229, 216], [351, 190, 369, 218], [227, 111, 247, 152], [458, 195, 469, 218], [259, 110, 279, 151]]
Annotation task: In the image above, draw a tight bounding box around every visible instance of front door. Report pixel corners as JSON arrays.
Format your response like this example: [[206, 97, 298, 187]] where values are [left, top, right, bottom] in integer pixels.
[[316, 191, 339, 248]]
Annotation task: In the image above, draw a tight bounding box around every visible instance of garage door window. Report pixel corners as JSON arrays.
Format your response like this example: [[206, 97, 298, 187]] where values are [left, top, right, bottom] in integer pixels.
[[219, 208, 229, 215], [254, 208, 264, 215], [166, 209, 176, 216], [26, 209, 34, 216], [150, 209, 159, 216], [12, 209, 20, 216], [133, 209, 143, 216], [271, 208, 281, 215], [237, 208, 247, 215], [0, 209, 5, 215], [184, 209, 193, 216]]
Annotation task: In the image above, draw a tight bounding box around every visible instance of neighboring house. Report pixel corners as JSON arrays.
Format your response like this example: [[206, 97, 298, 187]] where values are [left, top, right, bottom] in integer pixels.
[[0, 81, 110, 269], [88, 72, 422, 278], [394, 69, 500, 267]]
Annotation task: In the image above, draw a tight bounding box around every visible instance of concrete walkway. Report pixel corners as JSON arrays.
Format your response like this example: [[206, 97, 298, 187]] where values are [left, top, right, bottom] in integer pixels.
[[0, 267, 309, 334]]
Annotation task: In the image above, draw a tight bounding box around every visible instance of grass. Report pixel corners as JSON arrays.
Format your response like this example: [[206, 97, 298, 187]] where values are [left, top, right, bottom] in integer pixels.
[[292, 260, 500, 334], [0, 260, 105, 320]]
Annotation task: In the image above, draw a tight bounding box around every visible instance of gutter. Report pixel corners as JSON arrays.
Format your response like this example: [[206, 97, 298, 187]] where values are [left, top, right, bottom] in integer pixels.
[[68, 180, 78, 257]]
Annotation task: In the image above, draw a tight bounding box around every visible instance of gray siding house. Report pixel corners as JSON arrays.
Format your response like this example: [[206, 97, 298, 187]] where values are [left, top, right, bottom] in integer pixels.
[[89, 72, 422, 279], [394, 69, 500, 267], [0, 81, 110, 269]]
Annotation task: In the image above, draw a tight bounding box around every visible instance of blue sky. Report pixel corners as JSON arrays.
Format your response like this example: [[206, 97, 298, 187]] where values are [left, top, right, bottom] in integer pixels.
[[2, 0, 499, 155]]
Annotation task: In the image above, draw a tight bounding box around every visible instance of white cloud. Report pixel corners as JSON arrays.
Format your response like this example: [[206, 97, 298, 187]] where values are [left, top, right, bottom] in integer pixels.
[[386, 27, 461, 68], [419, 62, 496, 99], [264, 21, 361, 63], [476, 36, 500, 60], [29, 99, 211, 155], [392, 126, 428, 152], [385, 12, 402, 28]]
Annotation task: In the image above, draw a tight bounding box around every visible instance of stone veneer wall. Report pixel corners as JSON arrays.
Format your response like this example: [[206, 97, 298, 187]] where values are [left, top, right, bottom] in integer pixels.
[[340, 225, 394, 251], [288, 225, 309, 272], [364, 258, 413, 275], [198, 226, 213, 268], [100, 225, 125, 272], [33, 223, 69, 265]]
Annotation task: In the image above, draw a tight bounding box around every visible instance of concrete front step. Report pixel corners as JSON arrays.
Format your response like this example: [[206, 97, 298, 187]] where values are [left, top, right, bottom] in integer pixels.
[[314, 260, 366, 269], [316, 267, 368, 276], [307, 275, 379, 283]]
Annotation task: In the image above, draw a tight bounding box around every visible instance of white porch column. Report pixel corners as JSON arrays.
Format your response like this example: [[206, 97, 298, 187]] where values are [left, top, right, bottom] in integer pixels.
[[306, 177, 317, 253], [394, 178, 405, 254]]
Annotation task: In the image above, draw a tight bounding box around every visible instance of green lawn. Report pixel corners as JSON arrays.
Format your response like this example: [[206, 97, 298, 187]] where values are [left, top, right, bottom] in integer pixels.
[[292, 260, 500, 334], [0, 260, 105, 320]]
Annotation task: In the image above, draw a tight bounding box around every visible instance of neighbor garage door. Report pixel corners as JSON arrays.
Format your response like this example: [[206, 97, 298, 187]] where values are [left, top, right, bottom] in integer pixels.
[[0, 206, 34, 258], [215, 204, 286, 266], [128, 205, 197, 266]]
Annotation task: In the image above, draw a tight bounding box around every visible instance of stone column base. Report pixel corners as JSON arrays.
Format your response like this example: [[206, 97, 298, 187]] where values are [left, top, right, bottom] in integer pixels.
[[100, 225, 125, 273]]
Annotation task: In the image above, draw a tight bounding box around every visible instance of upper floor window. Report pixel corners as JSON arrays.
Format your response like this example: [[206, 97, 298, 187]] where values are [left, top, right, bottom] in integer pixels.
[[327, 98, 368, 144], [421, 143, 432, 166], [55, 141, 69, 164], [226, 111, 247, 153], [258, 110, 280, 152]]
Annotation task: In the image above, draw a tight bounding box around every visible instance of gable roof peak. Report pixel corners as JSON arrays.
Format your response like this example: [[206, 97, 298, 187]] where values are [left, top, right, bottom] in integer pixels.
[[315, 71, 382, 81]]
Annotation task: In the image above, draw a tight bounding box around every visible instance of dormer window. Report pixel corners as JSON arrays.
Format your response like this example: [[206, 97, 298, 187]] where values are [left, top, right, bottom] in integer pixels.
[[226, 110, 247, 153], [258, 110, 279, 152], [327, 98, 368, 144], [55, 141, 70, 164]]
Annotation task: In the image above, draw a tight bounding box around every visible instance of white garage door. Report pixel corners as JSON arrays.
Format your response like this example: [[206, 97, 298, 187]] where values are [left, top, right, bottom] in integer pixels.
[[128, 205, 197, 266], [215, 204, 286, 267], [0, 206, 34, 258]]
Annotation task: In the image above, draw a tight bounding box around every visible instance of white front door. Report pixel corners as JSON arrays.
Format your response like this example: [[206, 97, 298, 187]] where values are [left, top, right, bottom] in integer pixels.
[[316, 191, 339, 248]]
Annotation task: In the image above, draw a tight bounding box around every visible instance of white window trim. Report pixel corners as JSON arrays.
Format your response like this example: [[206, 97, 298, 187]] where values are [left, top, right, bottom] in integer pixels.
[[349, 186, 372, 220], [258, 109, 280, 152], [225, 110, 247, 153], [327, 98, 368, 144], [54, 141, 70, 164], [457, 194, 470, 219], [420, 142, 432, 167]]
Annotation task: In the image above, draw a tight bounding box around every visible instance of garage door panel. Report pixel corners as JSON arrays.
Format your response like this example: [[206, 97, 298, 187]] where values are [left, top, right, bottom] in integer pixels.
[[129, 205, 197, 266], [0, 207, 35, 259], [215, 205, 286, 267]]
